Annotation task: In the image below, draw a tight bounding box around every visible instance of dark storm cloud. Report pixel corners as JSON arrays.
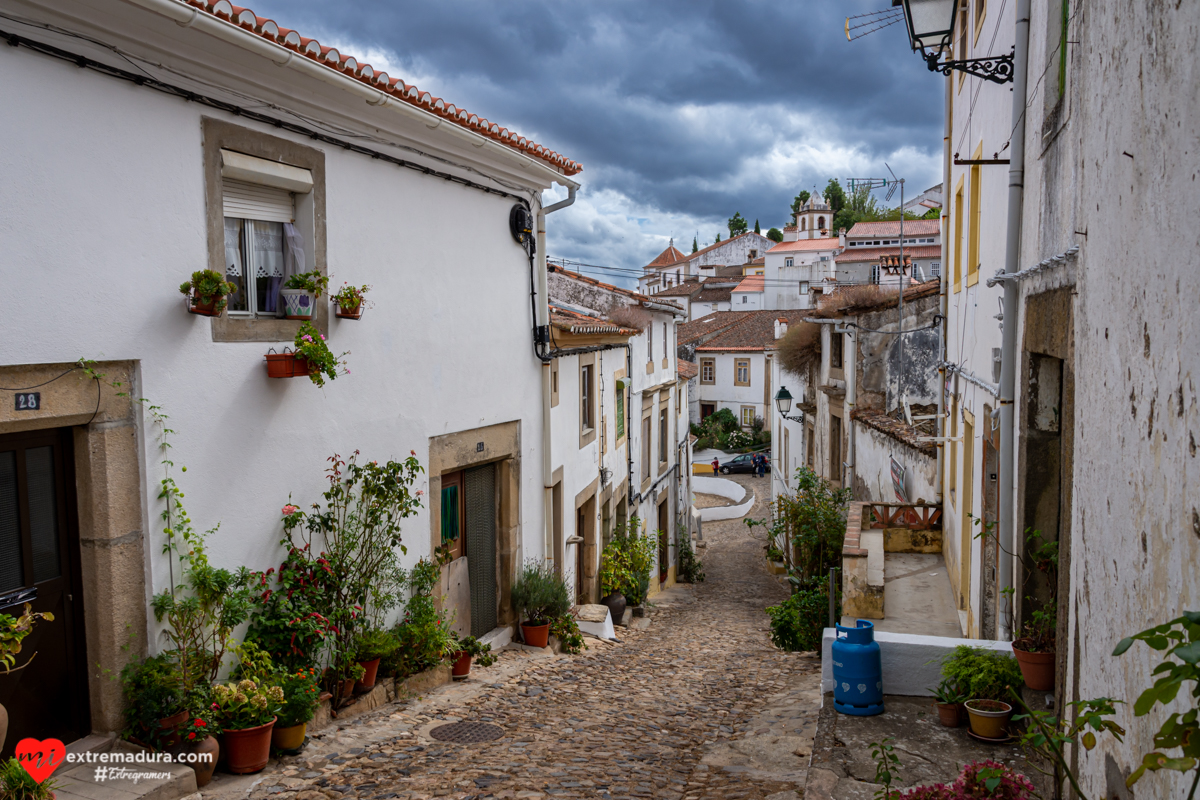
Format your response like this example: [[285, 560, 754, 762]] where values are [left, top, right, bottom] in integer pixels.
[[248, 0, 944, 275]]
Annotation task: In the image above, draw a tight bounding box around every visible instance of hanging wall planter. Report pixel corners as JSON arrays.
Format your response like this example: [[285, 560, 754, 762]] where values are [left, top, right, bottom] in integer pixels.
[[265, 351, 311, 379], [282, 270, 331, 320], [179, 269, 236, 317], [333, 282, 372, 320]]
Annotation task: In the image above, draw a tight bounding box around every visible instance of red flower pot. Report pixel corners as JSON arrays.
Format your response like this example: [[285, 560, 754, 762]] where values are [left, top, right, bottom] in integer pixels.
[[451, 651, 472, 680], [222, 717, 275, 774], [1012, 646, 1056, 691], [187, 293, 221, 316], [189, 735, 219, 787], [155, 709, 189, 749], [521, 622, 550, 648], [335, 304, 362, 319], [265, 353, 311, 379], [356, 658, 381, 691], [935, 702, 960, 727]]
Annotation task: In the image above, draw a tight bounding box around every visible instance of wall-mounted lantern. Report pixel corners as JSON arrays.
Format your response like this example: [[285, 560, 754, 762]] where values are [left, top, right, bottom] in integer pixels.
[[895, 0, 1013, 83]]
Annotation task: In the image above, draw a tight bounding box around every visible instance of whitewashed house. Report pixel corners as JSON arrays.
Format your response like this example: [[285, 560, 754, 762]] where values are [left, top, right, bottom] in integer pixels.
[[639, 232, 775, 296], [548, 267, 692, 595], [0, 0, 580, 747], [834, 219, 942, 286]]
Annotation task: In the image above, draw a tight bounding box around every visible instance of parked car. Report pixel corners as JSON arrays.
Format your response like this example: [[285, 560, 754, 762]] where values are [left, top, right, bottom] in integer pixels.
[[719, 454, 757, 474]]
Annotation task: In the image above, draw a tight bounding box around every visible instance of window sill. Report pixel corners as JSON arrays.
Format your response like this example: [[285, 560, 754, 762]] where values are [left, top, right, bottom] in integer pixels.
[[645, 361, 655, 375], [211, 314, 326, 343]]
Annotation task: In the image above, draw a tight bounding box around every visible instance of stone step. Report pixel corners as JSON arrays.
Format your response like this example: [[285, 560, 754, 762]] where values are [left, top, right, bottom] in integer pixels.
[[54, 739, 198, 800]]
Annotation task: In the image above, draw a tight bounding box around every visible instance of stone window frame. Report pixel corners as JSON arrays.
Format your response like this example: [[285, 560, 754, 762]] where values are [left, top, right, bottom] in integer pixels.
[[579, 353, 597, 449], [700, 358, 715, 385], [202, 117, 328, 343], [734, 358, 751, 387]]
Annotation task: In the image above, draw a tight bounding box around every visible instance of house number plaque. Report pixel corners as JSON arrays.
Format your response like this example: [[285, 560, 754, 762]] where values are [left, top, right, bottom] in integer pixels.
[[14, 392, 41, 411]]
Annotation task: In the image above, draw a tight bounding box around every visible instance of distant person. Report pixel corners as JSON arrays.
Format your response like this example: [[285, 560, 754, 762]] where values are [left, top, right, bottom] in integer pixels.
[[756, 453, 766, 479], [712, 457, 720, 475]]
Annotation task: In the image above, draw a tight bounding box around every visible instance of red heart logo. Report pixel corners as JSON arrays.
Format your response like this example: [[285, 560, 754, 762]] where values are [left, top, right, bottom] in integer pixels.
[[15, 738, 66, 783]]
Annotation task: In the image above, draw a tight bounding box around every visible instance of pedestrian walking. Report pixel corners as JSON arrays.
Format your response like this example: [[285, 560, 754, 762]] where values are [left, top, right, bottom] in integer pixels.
[[755, 453, 765, 479], [711, 457, 720, 475]]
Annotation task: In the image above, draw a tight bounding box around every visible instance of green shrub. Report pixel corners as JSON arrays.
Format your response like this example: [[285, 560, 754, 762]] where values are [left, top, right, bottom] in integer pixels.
[[355, 628, 401, 662], [599, 517, 655, 605], [678, 534, 705, 583], [511, 560, 571, 625], [387, 559, 455, 679], [120, 654, 183, 744], [0, 757, 57, 800], [940, 645, 1025, 701], [766, 578, 836, 652], [549, 614, 587, 655]]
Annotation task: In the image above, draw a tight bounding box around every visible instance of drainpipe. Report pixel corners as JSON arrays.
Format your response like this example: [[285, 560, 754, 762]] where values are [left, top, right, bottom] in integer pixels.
[[539, 186, 578, 566], [936, 65, 952, 503], [996, 0, 1031, 641], [840, 323, 856, 492]]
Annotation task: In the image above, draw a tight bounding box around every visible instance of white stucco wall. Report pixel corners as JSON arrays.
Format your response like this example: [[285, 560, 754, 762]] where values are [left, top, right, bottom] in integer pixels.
[[0, 5, 570, 645], [853, 426, 937, 505], [694, 352, 767, 427]]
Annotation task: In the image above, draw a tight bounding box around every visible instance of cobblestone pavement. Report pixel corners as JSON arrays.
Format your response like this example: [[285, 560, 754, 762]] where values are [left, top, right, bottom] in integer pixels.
[[209, 474, 822, 800]]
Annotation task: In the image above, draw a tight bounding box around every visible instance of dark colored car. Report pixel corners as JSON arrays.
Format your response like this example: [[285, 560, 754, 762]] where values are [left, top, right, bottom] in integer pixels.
[[719, 453, 758, 474]]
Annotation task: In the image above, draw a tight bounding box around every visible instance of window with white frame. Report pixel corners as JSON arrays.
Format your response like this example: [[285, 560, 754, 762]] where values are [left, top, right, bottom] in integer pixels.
[[740, 406, 756, 427], [931, 262, 942, 277], [785, 257, 794, 267], [871, 264, 881, 284]]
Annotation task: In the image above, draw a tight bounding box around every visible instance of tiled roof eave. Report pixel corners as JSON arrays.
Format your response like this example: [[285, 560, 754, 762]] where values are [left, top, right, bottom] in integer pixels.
[[172, 0, 580, 176]]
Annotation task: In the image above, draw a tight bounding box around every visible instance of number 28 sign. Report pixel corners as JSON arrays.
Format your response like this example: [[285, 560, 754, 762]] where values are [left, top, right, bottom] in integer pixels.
[[14, 392, 40, 411]]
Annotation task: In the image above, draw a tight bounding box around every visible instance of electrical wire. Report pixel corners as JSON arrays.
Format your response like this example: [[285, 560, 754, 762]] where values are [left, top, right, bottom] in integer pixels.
[[0, 363, 105, 425]]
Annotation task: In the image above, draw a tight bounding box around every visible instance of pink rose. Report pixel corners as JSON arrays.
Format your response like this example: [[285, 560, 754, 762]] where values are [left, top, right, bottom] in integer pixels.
[[282, 504, 298, 515]]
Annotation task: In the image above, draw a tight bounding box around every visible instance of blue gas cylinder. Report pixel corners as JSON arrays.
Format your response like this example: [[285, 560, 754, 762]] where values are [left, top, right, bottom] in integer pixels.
[[832, 620, 884, 715]]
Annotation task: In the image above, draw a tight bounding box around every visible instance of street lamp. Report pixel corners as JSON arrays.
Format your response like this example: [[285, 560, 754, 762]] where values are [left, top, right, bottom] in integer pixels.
[[895, 0, 1013, 84], [774, 387, 804, 423]]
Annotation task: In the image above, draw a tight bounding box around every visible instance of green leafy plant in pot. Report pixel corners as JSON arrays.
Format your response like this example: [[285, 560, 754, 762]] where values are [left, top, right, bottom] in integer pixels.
[[0, 755, 59, 800], [120, 653, 186, 749], [333, 282, 372, 319], [511, 560, 570, 648], [0, 603, 54, 751], [449, 635, 496, 680], [212, 679, 283, 774], [930, 677, 968, 728], [280, 270, 330, 320], [354, 628, 400, 691], [940, 645, 1024, 739], [179, 269, 237, 316], [1011, 530, 1059, 691], [271, 666, 321, 753]]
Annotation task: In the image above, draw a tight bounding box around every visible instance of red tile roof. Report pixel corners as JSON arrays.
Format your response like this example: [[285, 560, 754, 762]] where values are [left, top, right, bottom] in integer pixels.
[[694, 310, 814, 352], [832, 279, 941, 314], [835, 245, 942, 263], [846, 220, 940, 238], [549, 265, 686, 315], [645, 245, 688, 270], [677, 311, 753, 345], [767, 238, 842, 253], [549, 304, 637, 336], [694, 285, 733, 304], [654, 280, 704, 297], [181, 0, 580, 176], [677, 359, 698, 381], [734, 275, 764, 293]]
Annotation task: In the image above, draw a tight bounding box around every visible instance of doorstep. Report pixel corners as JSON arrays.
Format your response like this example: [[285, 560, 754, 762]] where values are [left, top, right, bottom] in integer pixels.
[[53, 738, 198, 800]]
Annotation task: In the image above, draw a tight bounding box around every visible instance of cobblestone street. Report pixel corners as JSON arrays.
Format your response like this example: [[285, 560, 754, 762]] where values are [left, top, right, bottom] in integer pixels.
[[206, 475, 822, 800]]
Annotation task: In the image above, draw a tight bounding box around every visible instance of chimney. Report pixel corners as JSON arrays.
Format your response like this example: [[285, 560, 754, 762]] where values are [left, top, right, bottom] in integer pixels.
[[775, 318, 789, 340], [838, 227, 846, 248]]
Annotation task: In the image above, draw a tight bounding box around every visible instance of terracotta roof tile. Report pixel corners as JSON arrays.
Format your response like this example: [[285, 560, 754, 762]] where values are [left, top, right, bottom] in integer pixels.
[[180, 0, 579, 176], [767, 238, 841, 253], [835, 245, 942, 263], [733, 275, 764, 293], [692, 309, 812, 352], [549, 303, 637, 336], [852, 408, 935, 457], [694, 285, 733, 303], [645, 245, 688, 270], [846, 219, 940, 238], [677, 359, 698, 380], [833, 279, 941, 314], [653, 280, 704, 297], [549, 265, 686, 315], [677, 311, 753, 345]]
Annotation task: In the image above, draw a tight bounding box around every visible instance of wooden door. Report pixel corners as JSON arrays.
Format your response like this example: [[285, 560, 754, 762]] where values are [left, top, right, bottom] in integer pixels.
[[0, 429, 89, 757]]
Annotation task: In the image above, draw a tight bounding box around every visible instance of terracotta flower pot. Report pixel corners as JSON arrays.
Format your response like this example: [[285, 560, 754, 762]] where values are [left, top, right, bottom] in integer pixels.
[[356, 658, 381, 691], [935, 702, 960, 727], [189, 735, 219, 787], [188, 293, 221, 316], [964, 699, 1012, 739], [156, 709, 189, 750], [334, 303, 362, 319], [222, 717, 276, 774], [265, 353, 311, 379], [339, 677, 356, 701], [521, 622, 550, 648], [1013, 645, 1056, 691], [271, 722, 306, 752], [451, 651, 472, 680]]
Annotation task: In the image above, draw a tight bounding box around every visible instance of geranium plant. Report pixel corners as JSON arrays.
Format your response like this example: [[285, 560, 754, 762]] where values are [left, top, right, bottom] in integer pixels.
[[276, 666, 322, 728], [333, 283, 372, 314], [284, 270, 330, 297], [293, 322, 348, 388]]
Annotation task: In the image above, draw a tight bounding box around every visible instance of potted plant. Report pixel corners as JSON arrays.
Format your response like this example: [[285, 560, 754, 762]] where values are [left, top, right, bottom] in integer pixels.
[[0, 755, 58, 800], [265, 322, 348, 387], [388, 560, 457, 681], [354, 629, 400, 691], [212, 678, 283, 774], [0, 603, 53, 750], [270, 666, 320, 753], [280, 270, 330, 320], [179, 709, 219, 787], [120, 653, 186, 749], [930, 677, 966, 727], [449, 635, 497, 681], [179, 269, 237, 317], [333, 283, 372, 320], [940, 645, 1023, 740], [510, 560, 570, 648], [1011, 531, 1059, 691]]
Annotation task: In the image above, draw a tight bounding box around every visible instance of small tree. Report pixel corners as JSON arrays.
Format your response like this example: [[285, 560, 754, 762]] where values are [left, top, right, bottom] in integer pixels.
[[767, 227, 784, 243], [790, 191, 811, 218], [728, 212, 748, 238], [823, 179, 847, 214], [715, 232, 722, 243], [754, 219, 761, 234], [692, 236, 698, 253]]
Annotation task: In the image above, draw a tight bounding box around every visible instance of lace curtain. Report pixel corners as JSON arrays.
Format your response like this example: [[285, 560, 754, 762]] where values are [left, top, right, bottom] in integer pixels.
[[221, 218, 307, 315]]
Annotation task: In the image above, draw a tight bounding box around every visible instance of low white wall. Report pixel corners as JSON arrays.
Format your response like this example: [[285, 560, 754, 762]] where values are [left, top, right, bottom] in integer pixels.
[[692, 475, 754, 521], [820, 628, 1014, 696], [854, 424, 938, 504]]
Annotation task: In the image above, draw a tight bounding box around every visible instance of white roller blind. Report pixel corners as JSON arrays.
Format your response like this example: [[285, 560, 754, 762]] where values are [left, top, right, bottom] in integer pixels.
[[222, 179, 294, 223]]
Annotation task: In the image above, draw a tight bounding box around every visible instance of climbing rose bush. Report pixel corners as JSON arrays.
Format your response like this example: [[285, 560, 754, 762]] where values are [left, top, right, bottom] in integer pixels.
[[901, 761, 1036, 799]]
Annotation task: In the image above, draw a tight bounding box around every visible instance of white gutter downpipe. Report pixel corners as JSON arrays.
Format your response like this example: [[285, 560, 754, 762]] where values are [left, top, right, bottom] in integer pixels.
[[997, 0, 1031, 641], [122, 0, 568, 183], [538, 186, 578, 566], [936, 60, 952, 503]]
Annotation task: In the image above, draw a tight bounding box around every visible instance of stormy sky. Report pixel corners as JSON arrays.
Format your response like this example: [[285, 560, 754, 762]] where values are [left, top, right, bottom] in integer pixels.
[[250, 0, 944, 283]]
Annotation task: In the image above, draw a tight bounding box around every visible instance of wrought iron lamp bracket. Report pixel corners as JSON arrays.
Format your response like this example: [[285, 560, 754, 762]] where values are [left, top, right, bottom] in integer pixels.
[[924, 48, 1014, 84]]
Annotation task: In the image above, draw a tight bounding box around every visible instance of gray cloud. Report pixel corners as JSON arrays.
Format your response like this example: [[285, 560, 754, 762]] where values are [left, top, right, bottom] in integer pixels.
[[248, 0, 945, 282]]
